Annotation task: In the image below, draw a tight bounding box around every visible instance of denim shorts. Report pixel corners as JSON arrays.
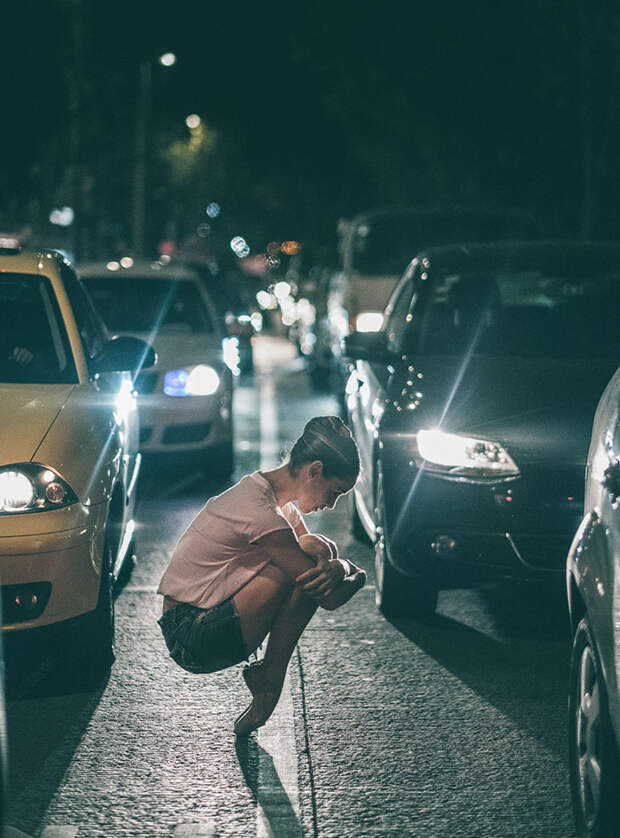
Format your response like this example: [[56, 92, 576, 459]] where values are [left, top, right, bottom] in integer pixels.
[[157, 597, 248, 674]]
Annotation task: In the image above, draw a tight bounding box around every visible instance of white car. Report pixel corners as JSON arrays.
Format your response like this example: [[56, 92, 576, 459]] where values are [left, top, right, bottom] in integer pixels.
[[0, 247, 154, 670], [567, 364, 620, 838], [79, 260, 234, 477]]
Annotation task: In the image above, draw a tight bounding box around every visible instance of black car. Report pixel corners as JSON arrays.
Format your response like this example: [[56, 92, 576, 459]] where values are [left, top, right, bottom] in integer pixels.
[[343, 242, 620, 617]]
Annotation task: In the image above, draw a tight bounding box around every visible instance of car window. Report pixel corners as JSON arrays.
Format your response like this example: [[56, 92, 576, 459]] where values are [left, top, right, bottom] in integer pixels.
[[0, 274, 78, 383], [384, 277, 414, 353], [60, 263, 108, 360], [82, 276, 215, 335], [408, 268, 620, 359]]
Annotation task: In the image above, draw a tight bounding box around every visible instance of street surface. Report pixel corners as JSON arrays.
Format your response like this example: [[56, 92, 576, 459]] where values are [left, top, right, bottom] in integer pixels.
[[4, 335, 575, 837]]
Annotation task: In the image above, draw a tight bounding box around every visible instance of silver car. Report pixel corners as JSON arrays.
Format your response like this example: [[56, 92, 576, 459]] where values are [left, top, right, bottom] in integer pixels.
[[79, 260, 235, 478], [567, 364, 620, 838]]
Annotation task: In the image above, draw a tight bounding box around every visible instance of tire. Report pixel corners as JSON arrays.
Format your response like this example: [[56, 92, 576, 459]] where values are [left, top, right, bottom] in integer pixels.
[[569, 616, 620, 838], [80, 535, 116, 676], [204, 439, 234, 481], [116, 537, 137, 589], [374, 474, 438, 618]]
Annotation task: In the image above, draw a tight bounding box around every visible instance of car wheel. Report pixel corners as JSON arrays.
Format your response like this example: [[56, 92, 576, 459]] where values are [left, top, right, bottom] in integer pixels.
[[116, 537, 137, 589], [374, 474, 438, 618], [83, 534, 116, 674], [569, 616, 620, 838], [204, 439, 235, 481]]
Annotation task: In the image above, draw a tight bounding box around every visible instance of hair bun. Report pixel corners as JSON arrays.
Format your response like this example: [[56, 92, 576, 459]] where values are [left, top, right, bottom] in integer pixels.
[[288, 416, 360, 480]]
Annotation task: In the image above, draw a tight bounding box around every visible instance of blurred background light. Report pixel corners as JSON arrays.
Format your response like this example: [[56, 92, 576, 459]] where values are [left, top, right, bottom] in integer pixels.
[[281, 240, 301, 255], [356, 311, 384, 332], [273, 281, 291, 300], [185, 113, 201, 129], [230, 236, 250, 258], [256, 290, 277, 310], [120, 256, 134, 268], [159, 52, 177, 67], [49, 206, 74, 227], [196, 223, 211, 237], [206, 202, 221, 218], [106, 261, 120, 271]]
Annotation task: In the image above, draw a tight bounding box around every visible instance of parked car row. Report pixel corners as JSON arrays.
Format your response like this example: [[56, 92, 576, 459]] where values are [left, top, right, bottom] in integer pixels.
[[339, 237, 620, 838]]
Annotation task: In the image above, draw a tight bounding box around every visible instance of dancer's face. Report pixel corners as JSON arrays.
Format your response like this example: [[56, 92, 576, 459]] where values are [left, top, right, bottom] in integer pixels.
[[296, 461, 355, 514]]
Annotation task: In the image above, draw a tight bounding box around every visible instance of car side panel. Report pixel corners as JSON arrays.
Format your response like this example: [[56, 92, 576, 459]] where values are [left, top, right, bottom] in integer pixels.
[[32, 377, 131, 505]]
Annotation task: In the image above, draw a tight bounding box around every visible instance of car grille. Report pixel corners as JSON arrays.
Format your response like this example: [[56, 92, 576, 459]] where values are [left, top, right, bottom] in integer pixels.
[[162, 422, 211, 444]]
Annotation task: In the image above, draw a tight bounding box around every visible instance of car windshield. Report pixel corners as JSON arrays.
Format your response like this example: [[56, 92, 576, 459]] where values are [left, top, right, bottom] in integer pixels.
[[411, 267, 620, 359], [83, 276, 215, 334], [0, 274, 77, 384], [351, 213, 539, 276]]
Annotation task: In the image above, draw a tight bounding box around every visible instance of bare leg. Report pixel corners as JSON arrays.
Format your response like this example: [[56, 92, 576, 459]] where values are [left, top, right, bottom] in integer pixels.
[[233, 563, 318, 734], [260, 584, 317, 683], [233, 562, 317, 679]]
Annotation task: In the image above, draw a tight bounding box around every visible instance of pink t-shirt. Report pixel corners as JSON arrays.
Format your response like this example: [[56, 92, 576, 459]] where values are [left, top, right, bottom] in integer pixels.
[[157, 471, 303, 609]]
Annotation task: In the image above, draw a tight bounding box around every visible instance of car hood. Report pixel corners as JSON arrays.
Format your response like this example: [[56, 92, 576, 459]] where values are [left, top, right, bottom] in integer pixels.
[[0, 384, 75, 464], [115, 331, 223, 371], [399, 355, 619, 466]]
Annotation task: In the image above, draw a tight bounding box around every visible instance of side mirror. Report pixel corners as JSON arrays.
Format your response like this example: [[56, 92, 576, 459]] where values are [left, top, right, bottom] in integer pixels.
[[91, 335, 157, 375], [342, 330, 393, 363]]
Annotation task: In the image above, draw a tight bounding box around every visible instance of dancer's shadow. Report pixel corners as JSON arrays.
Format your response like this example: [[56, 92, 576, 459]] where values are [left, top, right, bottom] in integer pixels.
[[235, 736, 303, 836]]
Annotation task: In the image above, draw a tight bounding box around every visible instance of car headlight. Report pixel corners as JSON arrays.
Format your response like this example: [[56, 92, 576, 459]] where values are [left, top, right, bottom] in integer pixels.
[[416, 429, 519, 477], [163, 364, 221, 396], [0, 464, 79, 514], [355, 311, 384, 332]]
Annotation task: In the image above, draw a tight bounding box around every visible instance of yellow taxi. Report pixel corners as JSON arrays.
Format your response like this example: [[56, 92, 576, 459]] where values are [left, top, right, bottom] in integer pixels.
[[0, 246, 155, 671]]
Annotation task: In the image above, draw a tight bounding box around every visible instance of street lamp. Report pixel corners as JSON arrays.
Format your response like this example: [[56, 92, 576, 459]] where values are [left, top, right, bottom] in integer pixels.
[[132, 53, 176, 257]]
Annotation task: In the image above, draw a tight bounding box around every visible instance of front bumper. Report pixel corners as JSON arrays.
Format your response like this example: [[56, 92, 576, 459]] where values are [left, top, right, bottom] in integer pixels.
[[0, 503, 107, 631], [136, 389, 232, 453], [383, 459, 583, 583]]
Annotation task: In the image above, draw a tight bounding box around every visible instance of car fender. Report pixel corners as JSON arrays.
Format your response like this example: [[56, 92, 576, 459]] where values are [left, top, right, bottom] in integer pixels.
[[567, 509, 620, 735], [32, 378, 127, 506]]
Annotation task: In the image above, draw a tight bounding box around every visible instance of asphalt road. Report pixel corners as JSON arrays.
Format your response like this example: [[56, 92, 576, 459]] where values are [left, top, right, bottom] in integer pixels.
[[4, 335, 576, 837]]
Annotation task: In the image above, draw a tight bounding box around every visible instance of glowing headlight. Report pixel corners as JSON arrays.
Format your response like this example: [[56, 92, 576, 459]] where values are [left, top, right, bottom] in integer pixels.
[[356, 311, 384, 333], [0, 464, 78, 514], [416, 429, 519, 477], [0, 471, 35, 511], [164, 364, 220, 396]]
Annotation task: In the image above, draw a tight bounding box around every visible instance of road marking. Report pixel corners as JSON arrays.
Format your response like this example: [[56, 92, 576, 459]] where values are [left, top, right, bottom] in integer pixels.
[[259, 373, 280, 468], [5, 828, 81, 838], [257, 370, 303, 837], [173, 824, 216, 837]]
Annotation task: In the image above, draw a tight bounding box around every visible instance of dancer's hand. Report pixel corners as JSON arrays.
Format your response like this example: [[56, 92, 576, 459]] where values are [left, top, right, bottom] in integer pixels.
[[296, 557, 345, 598]]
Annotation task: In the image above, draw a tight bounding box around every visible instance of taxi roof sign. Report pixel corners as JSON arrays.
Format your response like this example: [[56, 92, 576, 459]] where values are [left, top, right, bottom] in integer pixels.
[[0, 235, 21, 253]]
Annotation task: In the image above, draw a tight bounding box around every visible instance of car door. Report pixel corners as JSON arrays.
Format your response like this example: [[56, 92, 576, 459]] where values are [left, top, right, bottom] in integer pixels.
[[60, 264, 139, 502], [349, 267, 416, 522]]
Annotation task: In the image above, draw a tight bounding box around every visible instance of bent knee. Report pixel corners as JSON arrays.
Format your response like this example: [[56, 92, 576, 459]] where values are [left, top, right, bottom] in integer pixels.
[[298, 534, 330, 561]]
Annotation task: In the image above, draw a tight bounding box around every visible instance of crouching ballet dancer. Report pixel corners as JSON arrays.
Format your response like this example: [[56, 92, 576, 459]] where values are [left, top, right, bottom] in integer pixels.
[[157, 415, 367, 735]]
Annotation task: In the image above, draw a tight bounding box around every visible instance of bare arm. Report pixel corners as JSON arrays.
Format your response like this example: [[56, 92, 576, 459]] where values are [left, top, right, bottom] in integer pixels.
[[256, 529, 365, 611], [256, 528, 342, 586], [295, 534, 366, 610]]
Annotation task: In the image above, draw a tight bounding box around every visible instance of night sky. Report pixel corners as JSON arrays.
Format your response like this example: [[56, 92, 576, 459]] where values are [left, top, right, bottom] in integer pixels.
[[2, 1, 619, 263]]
